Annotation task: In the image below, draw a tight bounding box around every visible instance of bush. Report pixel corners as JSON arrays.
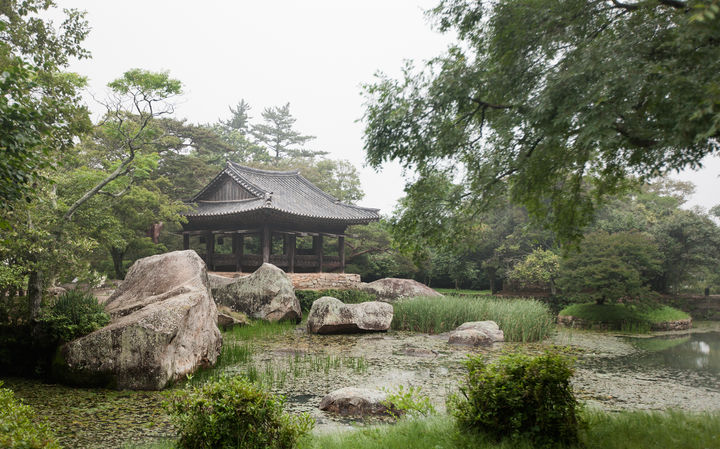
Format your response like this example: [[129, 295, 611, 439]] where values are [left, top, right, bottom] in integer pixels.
[[391, 296, 554, 342], [38, 290, 109, 343], [295, 289, 376, 312], [167, 375, 314, 449], [450, 351, 581, 447], [381, 385, 436, 419], [558, 303, 689, 331], [0, 381, 60, 449]]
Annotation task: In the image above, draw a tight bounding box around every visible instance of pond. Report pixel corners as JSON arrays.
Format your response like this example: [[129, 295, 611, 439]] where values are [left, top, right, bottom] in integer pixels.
[[563, 323, 720, 411], [623, 331, 720, 378], [4, 324, 720, 448]]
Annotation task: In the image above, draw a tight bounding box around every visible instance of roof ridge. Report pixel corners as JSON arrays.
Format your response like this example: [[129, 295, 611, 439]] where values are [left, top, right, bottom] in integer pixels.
[[226, 164, 269, 196], [229, 162, 300, 176]]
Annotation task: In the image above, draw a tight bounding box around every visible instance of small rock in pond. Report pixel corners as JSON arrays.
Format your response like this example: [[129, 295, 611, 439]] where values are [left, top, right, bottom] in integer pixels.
[[448, 321, 504, 346], [319, 387, 400, 417]]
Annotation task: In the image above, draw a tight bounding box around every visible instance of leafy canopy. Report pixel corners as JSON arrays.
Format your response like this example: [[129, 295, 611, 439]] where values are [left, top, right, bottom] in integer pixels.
[[0, 0, 90, 212], [363, 0, 720, 242]]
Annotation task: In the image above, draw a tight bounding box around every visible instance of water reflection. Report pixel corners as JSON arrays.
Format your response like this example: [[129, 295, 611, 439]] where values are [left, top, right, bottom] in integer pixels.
[[624, 332, 720, 375]]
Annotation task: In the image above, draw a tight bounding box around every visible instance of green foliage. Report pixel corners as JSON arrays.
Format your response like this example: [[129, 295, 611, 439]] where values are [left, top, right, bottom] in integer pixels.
[[391, 296, 554, 342], [381, 385, 436, 419], [250, 103, 324, 161], [0, 381, 60, 449], [362, 0, 720, 243], [37, 290, 109, 343], [450, 352, 581, 447], [0, 0, 90, 213], [344, 221, 419, 282], [557, 232, 662, 305], [295, 289, 376, 313], [559, 303, 689, 331], [167, 375, 314, 449], [507, 248, 560, 292]]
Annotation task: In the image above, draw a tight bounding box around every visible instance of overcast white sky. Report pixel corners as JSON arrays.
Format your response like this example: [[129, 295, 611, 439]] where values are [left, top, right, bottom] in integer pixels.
[[58, 0, 719, 215]]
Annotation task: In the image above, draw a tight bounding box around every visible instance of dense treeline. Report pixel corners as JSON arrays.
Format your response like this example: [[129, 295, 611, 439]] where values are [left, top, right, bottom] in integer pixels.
[[386, 178, 720, 301]]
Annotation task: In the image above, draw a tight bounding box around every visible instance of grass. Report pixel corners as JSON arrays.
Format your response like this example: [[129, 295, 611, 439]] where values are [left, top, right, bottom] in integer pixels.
[[643, 305, 690, 323], [295, 410, 720, 449], [186, 320, 296, 385], [559, 303, 690, 331], [187, 319, 367, 388], [435, 288, 491, 296], [582, 409, 720, 449], [391, 295, 554, 342]]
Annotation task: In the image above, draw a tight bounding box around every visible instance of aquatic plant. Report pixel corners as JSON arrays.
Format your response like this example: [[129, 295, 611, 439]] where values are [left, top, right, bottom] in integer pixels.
[[391, 295, 554, 341]]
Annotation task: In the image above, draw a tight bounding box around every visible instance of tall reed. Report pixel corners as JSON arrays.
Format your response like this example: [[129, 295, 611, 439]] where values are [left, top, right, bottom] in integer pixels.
[[391, 296, 554, 342]]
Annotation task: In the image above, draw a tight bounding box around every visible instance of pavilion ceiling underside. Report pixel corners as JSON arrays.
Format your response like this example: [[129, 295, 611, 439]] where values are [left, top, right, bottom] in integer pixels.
[[182, 209, 350, 234]]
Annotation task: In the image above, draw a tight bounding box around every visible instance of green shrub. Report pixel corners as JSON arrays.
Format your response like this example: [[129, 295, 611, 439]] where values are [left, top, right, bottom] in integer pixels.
[[381, 385, 436, 419], [450, 351, 581, 447], [167, 375, 314, 449], [558, 303, 689, 331], [38, 290, 110, 343], [0, 381, 60, 449], [295, 289, 376, 312], [391, 296, 554, 342]]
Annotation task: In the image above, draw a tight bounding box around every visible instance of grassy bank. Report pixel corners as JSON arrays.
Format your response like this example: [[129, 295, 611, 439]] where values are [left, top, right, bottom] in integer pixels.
[[391, 296, 554, 342], [296, 411, 720, 449], [559, 303, 690, 331]]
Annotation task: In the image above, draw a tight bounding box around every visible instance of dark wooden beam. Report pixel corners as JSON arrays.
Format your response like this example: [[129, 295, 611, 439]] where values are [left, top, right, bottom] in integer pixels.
[[206, 231, 214, 270], [183, 233, 190, 250], [232, 234, 244, 272], [314, 235, 324, 273], [262, 225, 270, 264], [338, 235, 345, 274], [288, 234, 296, 273]]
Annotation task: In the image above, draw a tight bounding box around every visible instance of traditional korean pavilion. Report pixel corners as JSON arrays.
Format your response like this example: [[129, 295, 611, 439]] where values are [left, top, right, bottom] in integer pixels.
[[181, 162, 380, 273]]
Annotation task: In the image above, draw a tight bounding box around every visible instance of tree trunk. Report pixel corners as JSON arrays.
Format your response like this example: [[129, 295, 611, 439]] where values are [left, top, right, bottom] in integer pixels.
[[27, 270, 44, 320], [110, 247, 127, 279], [549, 278, 557, 296]]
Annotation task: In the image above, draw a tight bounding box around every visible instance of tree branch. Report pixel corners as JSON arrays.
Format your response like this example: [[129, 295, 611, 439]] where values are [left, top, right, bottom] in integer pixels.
[[63, 163, 133, 221]]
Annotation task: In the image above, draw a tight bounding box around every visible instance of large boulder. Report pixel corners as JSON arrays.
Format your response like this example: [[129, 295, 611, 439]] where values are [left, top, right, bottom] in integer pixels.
[[55, 250, 222, 390], [319, 387, 400, 417], [207, 273, 237, 289], [212, 263, 301, 322], [359, 278, 442, 302], [448, 321, 504, 346], [306, 297, 393, 334]]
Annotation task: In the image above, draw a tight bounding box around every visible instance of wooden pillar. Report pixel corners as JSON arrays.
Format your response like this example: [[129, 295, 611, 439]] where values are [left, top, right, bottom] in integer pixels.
[[232, 234, 244, 272], [262, 226, 270, 264], [314, 235, 324, 273], [183, 233, 190, 250], [338, 236, 345, 273], [206, 231, 214, 270], [288, 234, 296, 273]]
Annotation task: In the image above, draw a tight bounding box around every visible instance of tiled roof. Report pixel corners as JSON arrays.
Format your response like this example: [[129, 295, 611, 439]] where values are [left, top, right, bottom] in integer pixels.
[[184, 162, 380, 223]]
